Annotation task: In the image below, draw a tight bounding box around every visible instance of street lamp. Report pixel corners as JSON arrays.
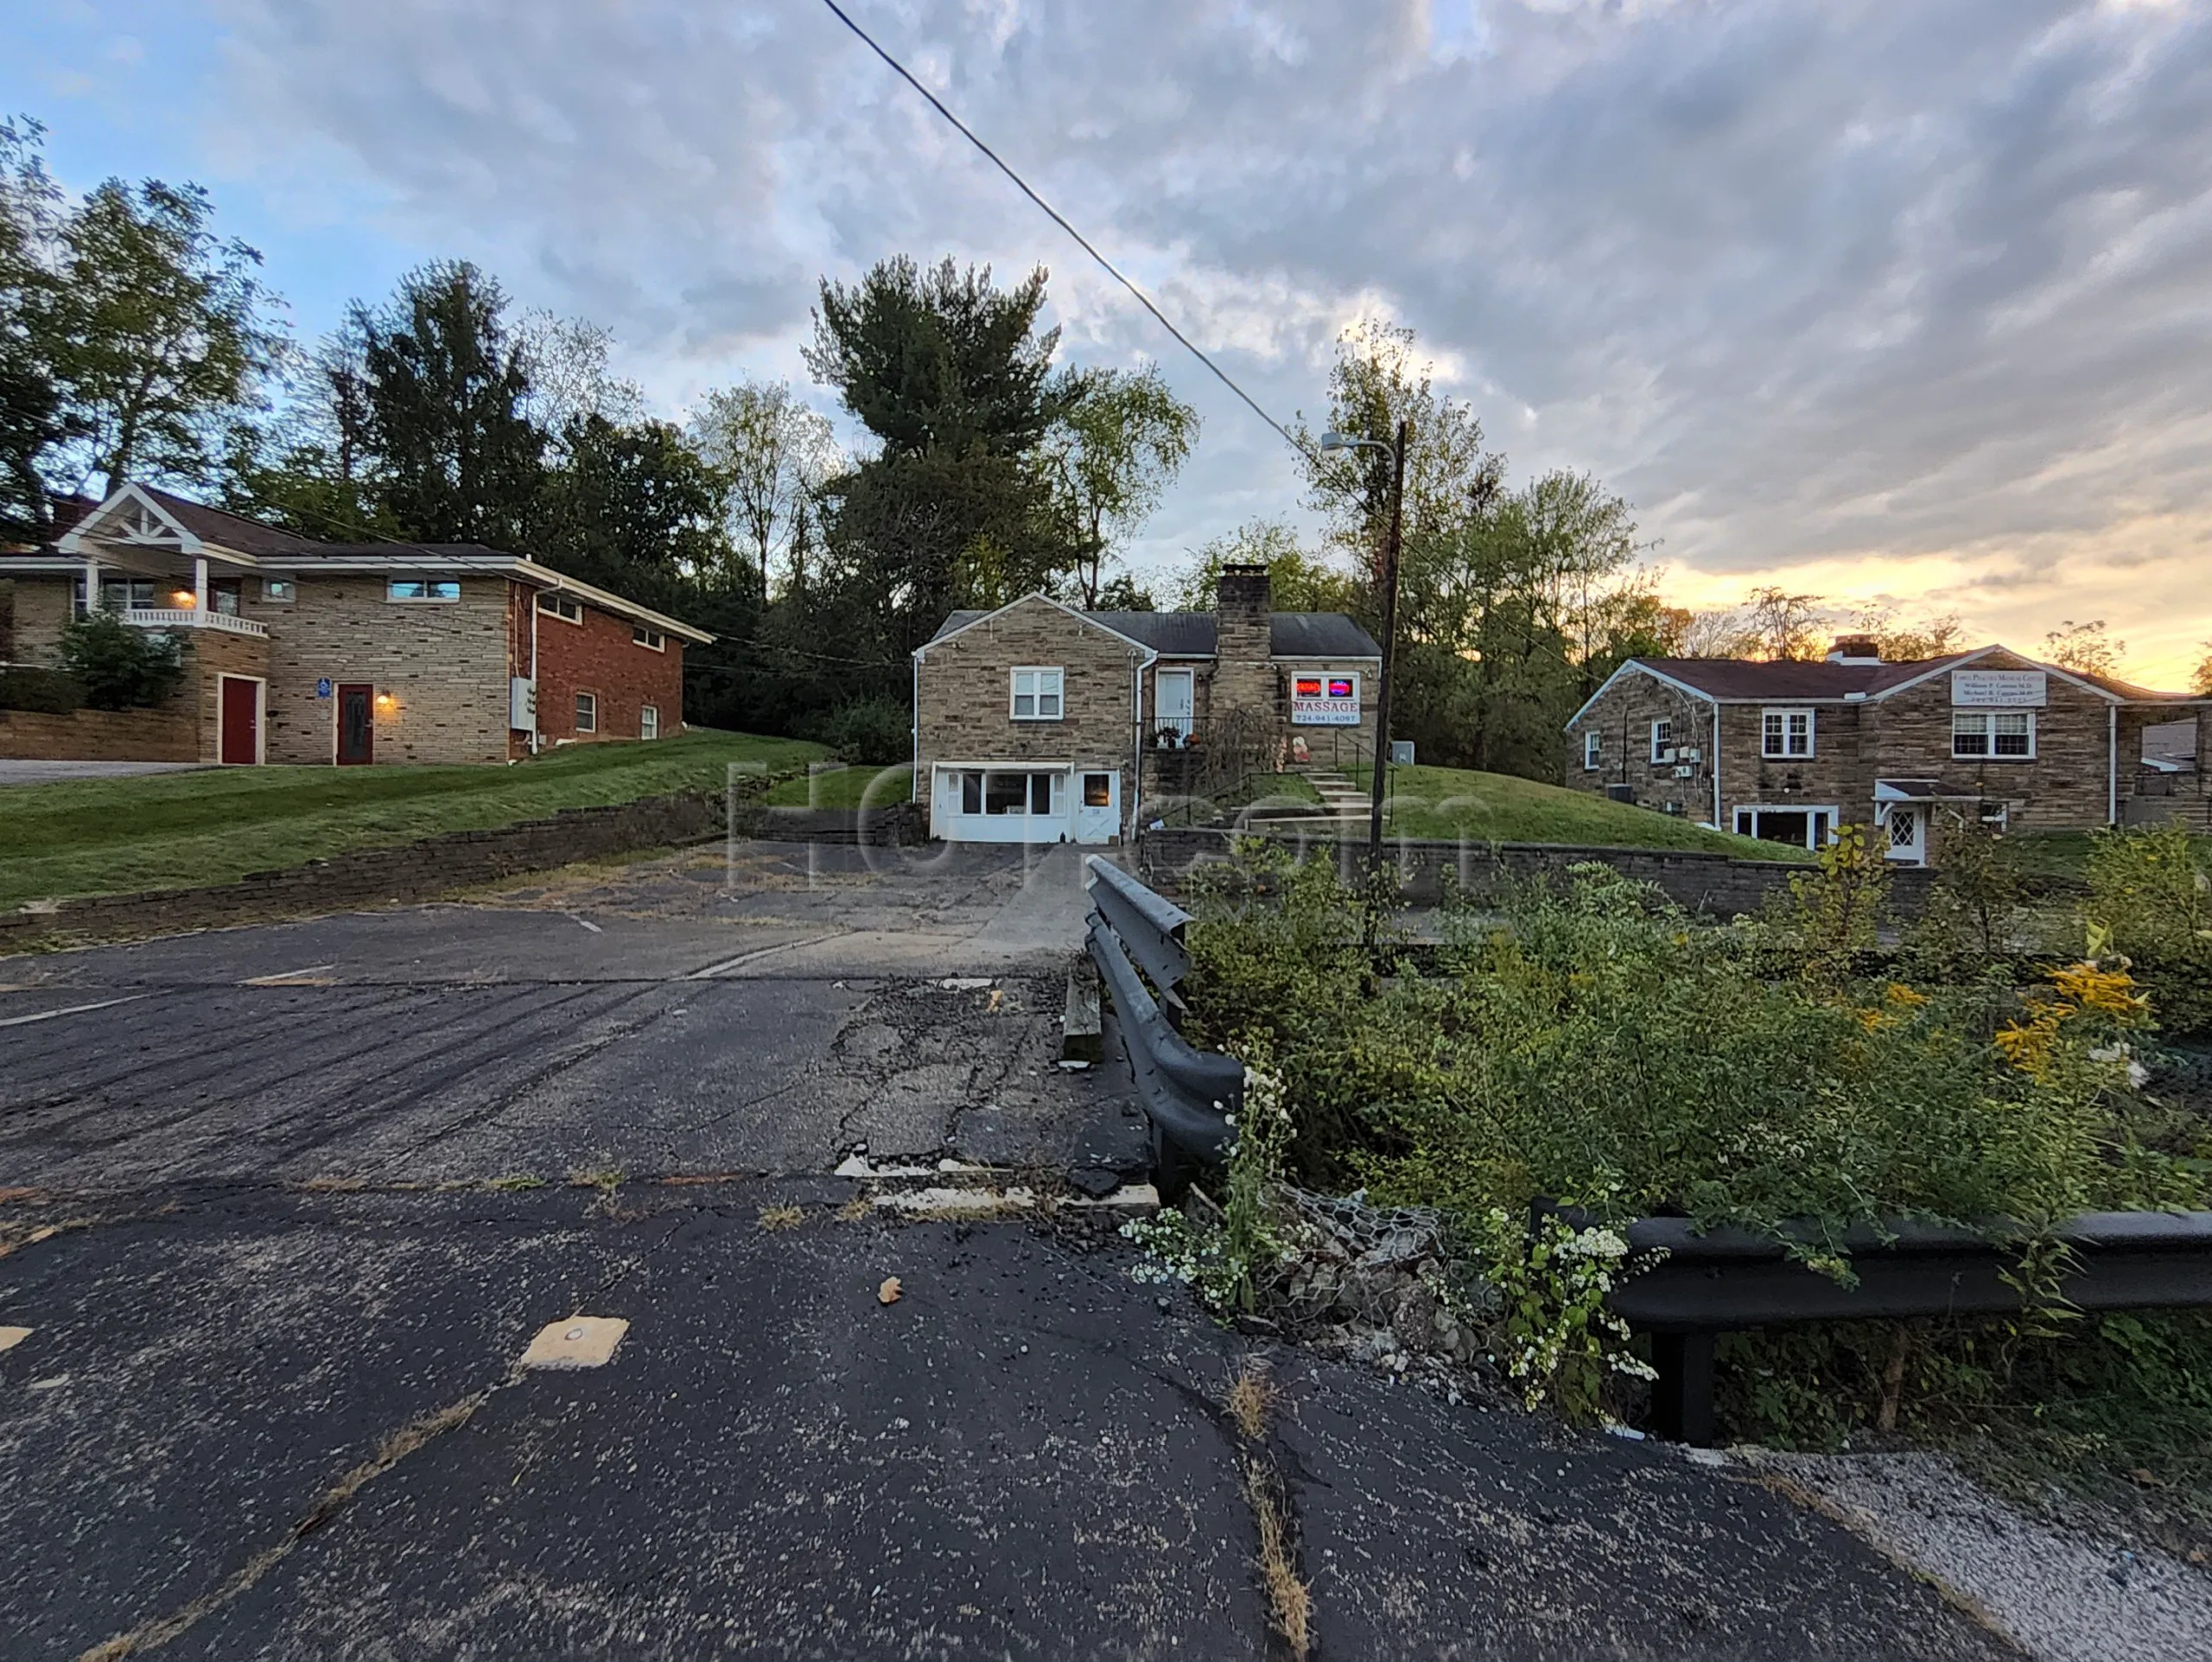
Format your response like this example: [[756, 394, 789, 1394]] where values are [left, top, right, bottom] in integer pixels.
[[1319, 423, 1409, 887]]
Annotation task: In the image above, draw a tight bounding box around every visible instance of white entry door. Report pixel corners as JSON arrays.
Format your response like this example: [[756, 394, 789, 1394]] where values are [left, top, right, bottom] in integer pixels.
[[1883, 805, 1927, 864], [1073, 769, 1120, 844], [1155, 669, 1194, 740]]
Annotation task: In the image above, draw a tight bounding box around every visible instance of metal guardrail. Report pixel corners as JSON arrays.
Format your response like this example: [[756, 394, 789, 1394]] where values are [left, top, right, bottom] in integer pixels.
[[1596, 1207, 2212, 1445], [1084, 861, 2212, 1446], [1084, 856, 1238, 1195]]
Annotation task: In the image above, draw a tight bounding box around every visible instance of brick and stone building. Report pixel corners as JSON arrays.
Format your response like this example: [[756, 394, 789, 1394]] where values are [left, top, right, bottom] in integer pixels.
[[912, 565, 1381, 843], [1563, 635, 2212, 864], [0, 483, 707, 766]]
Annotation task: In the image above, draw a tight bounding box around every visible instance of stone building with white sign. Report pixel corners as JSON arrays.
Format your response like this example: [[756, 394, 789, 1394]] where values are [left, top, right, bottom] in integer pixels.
[[1562, 635, 2211, 864], [912, 564, 1380, 844]]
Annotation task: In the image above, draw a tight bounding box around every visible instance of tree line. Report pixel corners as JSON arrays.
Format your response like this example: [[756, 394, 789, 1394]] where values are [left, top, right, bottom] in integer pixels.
[[14, 118, 2186, 773]]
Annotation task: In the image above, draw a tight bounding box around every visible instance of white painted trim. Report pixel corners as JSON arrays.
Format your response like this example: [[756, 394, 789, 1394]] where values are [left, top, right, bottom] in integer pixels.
[[1730, 803, 1843, 849], [913, 591, 1155, 659], [56, 483, 205, 556], [1759, 706, 1817, 760], [216, 673, 268, 766], [537, 591, 586, 625], [1562, 659, 1716, 732], [1009, 665, 1066, 721]]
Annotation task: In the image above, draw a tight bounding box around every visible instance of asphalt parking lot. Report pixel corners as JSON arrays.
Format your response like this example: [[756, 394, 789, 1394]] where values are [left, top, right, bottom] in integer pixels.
[[0, 839, 2023, 1659]]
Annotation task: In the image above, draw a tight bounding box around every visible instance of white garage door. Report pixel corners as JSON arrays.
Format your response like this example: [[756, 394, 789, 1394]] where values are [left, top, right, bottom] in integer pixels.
[[932, 766, 1071, 844]]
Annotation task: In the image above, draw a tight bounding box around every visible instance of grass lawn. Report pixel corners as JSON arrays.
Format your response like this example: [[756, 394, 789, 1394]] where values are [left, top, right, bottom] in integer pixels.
[[0, 729, 824, 909], [1344, 762, 1815, 860], [762, 762, 915, 809]]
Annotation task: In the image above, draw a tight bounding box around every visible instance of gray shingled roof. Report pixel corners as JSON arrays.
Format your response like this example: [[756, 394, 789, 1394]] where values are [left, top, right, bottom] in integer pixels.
[[926, 605, 1378, 659]]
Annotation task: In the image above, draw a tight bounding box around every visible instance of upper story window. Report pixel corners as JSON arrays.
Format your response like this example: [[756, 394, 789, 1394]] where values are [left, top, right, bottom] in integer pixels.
[[388, 579, 460, 602], [261, 578, 295, 602], [98, 578, 156, 613], [632, 625, 665, 652], [1011, 666, 1064, 721], [1649, 717, 1673, 761], [1762, 708, 1815, 758], [1582, 731, 1601, 771], [1954, 710, 2035, 760], [537, 591, 583, 623]]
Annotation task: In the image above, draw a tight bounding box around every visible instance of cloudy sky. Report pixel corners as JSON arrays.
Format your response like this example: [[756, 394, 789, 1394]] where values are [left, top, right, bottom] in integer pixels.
[[7, 0, 2210, 682]]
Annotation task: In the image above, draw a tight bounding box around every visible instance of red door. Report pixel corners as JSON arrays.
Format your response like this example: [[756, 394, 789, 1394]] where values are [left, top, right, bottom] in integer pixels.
[[336, 685, 374, 766], [219, 676, 260, 765]]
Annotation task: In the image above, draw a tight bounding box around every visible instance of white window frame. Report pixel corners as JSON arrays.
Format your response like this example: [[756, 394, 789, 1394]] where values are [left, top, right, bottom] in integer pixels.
[[387, 579, 461, 603], [1010, 666, 1065, 722], [1732, 804, 1841, 850], [632, 625, 665, 652], [1761, 708, 1815, 759], [1582, 731, 1601, 772], [1953, 710, 2036, 761], [1649, 717, 1673, 762], [261, 577, 295, 603], [639, 704, 659, 740], [575, 691, 597, 734], [537, 591, 583, 625]]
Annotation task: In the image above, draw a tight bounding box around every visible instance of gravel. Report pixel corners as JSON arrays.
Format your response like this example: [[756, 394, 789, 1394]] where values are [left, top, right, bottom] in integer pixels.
[[1736, 1449, 2212, 1662]]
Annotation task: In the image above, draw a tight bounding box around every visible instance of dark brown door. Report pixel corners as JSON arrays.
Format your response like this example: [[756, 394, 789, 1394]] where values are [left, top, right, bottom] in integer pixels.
[[337, 684, 373, 766], [219, 676, 260, 765]]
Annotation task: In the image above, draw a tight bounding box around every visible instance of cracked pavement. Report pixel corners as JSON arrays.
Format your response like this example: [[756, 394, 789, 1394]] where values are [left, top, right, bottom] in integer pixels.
[[0, 838, 2024, 1659]]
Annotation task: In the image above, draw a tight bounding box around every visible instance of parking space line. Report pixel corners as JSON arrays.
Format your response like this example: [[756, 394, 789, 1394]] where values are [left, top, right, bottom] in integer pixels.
[[0, 994, 149, 1028]]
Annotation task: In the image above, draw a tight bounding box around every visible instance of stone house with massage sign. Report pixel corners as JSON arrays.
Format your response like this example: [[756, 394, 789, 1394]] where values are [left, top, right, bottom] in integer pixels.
[[0, 484, 709, 767], [1563, 635, 2212, 865], [912, 564, 1381, 844]]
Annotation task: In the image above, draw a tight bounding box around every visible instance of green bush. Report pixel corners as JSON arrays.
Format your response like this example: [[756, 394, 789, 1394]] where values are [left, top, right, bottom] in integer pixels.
[[2085, 822, 2212, 1039], [57, 611, 186, 710], [0, 665, 86, 714], [803, 697, 910, 764], [1182, 846, 2209, 1253]]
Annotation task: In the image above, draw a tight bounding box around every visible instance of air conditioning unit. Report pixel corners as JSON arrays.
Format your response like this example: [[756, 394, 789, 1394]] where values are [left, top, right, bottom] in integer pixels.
[[1658, 748, 1677, 764], [1678, 748, 1701, 763], [1673, 765, 1695, 780]]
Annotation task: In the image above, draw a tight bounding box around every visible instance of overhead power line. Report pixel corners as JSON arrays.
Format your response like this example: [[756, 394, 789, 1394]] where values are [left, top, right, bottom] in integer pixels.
[[815, 0, 1313, 463]]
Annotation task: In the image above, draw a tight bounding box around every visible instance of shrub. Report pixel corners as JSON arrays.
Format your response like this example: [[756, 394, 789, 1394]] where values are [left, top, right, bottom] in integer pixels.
[[2085, 823, 2212, 1039], [0, 665, 86, 714], [804, 697, 910, 763], [57, 611, 186, 710], [1182, 848, 2209, 1255]]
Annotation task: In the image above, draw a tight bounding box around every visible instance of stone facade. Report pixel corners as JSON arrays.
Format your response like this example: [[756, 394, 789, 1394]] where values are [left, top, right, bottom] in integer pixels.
[[916, 596, 1150, 829], [1566, 646, 2212, 861], [262, 576, 512, 764]]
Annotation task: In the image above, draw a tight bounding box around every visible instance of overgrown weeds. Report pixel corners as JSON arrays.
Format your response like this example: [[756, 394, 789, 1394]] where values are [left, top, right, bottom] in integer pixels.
[[1159, 835, 2212, 1475]]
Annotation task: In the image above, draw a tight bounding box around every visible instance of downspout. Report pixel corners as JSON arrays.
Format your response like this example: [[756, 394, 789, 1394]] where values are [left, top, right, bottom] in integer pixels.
[[911, 653, 921, 806], [1711, 701, 1723, 829], [529, 589, 541, 755], [2109, 704, 2119, 827]]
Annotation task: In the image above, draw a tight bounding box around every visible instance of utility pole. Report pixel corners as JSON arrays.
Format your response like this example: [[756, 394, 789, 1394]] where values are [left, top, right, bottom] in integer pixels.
[[1366, 417, 1409, 874]]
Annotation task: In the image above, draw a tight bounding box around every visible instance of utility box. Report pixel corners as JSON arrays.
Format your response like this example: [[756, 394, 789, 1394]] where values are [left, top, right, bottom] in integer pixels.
[[509, 676, 537, 733], [1389, 740, 1415, 765]]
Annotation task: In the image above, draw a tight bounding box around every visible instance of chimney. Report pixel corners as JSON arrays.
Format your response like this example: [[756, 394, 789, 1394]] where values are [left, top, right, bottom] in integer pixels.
[[1212, 561, 1276, 721], [1826, 634, 1882, 665]]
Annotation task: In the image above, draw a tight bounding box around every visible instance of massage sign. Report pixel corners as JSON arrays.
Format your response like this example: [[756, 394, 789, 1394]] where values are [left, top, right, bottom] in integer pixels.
[[1290, 674, 1361, 725]]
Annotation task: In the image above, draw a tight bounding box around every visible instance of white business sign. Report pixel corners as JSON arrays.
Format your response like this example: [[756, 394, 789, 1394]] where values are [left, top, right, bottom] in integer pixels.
[[1290, 672, 1361, 726], [1951, 669, 2047, 708]]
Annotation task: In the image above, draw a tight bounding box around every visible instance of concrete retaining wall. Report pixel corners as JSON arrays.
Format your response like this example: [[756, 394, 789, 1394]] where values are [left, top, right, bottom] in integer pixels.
[[1135, 825, 1937, 918], [3, 790, 721, 951], [0, 705, 197, 762]]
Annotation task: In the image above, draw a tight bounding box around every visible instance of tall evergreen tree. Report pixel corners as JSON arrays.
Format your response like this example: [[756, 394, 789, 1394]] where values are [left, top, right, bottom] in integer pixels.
[[356, 261, 543, 545], [803, 257, 1076, 651]]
